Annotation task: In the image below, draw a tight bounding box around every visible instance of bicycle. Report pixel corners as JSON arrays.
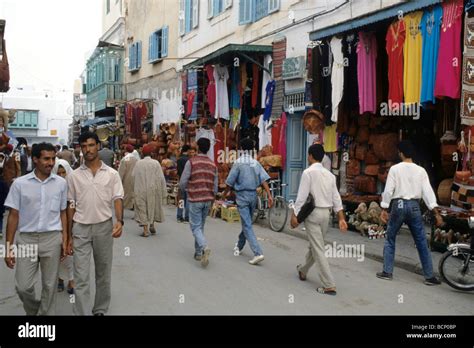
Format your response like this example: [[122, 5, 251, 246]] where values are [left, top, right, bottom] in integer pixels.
[[438, 217, 474, 291], [252, 179, 289, 232]]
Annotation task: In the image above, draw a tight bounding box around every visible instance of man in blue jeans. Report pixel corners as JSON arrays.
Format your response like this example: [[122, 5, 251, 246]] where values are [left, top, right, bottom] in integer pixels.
[[179, 138, 217, 268], [224, 138, 273, 265], [378, 140, 442, 285]]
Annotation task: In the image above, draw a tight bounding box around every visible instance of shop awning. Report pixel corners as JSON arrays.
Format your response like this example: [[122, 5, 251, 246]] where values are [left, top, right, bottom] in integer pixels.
[[82, 116, 115, 127], [309, 0, 442, 41], [183, 44, 273, 70]]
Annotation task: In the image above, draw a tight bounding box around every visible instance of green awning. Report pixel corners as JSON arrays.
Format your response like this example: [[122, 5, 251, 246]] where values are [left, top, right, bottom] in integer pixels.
[[183, 44, 272, 70]]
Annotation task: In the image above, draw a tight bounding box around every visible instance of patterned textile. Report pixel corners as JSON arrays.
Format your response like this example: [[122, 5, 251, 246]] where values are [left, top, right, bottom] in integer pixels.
[[461, 14, 474, 125]]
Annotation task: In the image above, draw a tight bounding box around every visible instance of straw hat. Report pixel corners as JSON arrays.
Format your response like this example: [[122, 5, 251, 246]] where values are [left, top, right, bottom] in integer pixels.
[[303, 109, 325, 134]]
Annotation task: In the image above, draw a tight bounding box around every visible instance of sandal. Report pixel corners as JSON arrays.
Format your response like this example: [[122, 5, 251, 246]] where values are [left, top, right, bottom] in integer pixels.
[[140, 233, 150, 237], [316, 287, 337, 296], [150, 226, 156, 235]]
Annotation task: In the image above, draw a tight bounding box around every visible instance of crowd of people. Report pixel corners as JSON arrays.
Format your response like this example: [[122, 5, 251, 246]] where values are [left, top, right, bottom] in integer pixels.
[[1, 129, 445, 314]]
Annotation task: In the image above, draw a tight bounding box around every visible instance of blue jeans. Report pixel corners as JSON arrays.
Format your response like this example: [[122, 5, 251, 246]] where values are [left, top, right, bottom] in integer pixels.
[[177, 191, 189, 220], [383, 199, 434, 278], [235, 191, 263, 256], [189, 201, 212, 255]]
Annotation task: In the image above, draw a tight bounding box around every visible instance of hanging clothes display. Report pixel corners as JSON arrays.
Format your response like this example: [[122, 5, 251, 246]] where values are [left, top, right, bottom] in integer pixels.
[[435, 0, 463, 99], [261, 55, 273, 109], [323, 124, 338, 153], [258, 115, 272, 150], [186, 90, 196, 117], [214, 122, 225, 166], [460, 13, 474, 125], [278, 112, 287, 168], [357, 31, 377, 114], [342, 33, 359, 113], [213, 64, 230, 120], [230, 66, 241, 128], [263, 80, 276, 122], [196, 127, 216, 162], [420, 5, 443, 105], [386, 19, 406, 106], [317, 40, 333, 122], [403, 11, 423, 105], [205, 65, 216, 117], [271, 117, 282, 153], [187, 70, 198, 120], [330, 36, 344, 123]]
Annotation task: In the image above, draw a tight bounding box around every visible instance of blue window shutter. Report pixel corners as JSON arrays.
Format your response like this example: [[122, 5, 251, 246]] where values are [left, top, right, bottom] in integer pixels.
[[185, 0, 192, 33], [213, 0, 219, 16], [255, 0, 266, 21], [179, 0, 185, 36], [128, 44, 133, 70], [239, 0, 253, 25], [162, 26, 169, 58], [192, 0, 199, 29], [207, 0, 214, 19], [148, 34, 152, 62], [137, 41, 142, 68]]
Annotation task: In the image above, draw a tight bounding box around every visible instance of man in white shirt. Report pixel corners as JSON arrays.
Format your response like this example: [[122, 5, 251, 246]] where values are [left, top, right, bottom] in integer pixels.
[[378, 140, 442, 286], [290, 144, 347, 296]]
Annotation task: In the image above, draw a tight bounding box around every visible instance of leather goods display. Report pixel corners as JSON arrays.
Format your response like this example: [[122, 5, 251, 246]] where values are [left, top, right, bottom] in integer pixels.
[[354, 175, 377, 194], [259, 155, 282, 168], [347, 159, 361, 177], [348, 121, 357, 137], [364, 164, 379, 176], [372, 133, 399, 161], [358, 114, 370, 126], [365, 149, 379, 164], [437, 179, 454, 206], [356, 126, 370, 143], [355, 144, 367, 161], [454, 170, 471, 184], [303, 109, 325, 134]]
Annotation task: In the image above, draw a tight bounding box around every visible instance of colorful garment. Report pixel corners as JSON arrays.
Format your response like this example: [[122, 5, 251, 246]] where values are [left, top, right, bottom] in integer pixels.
[[357, 32, 377, 114], [386, 20, 406, 105], [330, 36, 344, 122], [403, 11, 423, 105], [205, 65, 216, 117]]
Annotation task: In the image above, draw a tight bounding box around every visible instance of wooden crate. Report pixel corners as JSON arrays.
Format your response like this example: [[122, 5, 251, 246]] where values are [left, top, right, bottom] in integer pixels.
[[221, 206, 240, 223]]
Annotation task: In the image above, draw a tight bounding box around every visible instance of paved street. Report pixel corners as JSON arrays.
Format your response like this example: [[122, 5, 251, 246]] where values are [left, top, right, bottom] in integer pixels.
[[0, 205, 473, 315]]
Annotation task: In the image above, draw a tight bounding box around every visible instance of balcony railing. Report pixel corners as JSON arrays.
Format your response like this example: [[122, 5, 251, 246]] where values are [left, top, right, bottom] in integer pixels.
[[86, 82, 123, 112]]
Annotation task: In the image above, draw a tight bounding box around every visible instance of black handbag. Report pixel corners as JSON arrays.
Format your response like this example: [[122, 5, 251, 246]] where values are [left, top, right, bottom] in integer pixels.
[[296, 194, 315, 223]]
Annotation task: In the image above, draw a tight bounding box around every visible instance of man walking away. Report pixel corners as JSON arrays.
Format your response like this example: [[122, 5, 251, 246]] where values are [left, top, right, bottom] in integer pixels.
[[224, 138, 273, 265], [98, 141, 115, 168], [66, 131, 124, 316], [290, 144, 348, 296], [118, 144, 138, 211], [177, 145, 190, 223], [57, 145, 76, 167], [378, 140, 442, 286], [179, 138, 217, 267], [4, 142, 68, 315], [133, 144, 167, 237]]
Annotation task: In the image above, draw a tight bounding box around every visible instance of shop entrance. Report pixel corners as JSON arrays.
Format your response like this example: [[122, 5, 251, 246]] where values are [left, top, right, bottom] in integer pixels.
[[284, 111, 307, 201]]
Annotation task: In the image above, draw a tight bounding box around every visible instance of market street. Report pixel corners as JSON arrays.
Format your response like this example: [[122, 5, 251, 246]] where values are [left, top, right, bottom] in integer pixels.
[[0, 206, 472, 316]]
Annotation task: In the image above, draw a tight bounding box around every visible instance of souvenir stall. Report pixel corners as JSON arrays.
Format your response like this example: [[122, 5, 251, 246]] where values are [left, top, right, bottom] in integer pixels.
[[306, 0, 472, 245]]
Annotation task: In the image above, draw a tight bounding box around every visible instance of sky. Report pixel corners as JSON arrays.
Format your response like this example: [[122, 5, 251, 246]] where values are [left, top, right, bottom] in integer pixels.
[[0, 0, 102, 92]]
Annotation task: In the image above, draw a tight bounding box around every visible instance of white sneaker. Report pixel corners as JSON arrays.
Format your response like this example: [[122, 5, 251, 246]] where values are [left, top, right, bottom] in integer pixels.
[[233, 243, 242, 256], [248, 255, 264, 265]]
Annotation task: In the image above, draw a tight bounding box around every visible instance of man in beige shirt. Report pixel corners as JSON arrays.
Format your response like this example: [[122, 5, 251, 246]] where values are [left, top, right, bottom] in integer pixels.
[[290, 144, 347, 296], [66, 131, 124, 316]]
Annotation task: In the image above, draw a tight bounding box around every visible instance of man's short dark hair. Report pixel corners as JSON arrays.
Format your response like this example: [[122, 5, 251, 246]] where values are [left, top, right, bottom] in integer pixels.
[[78, 131, 99, 145], [398, 140, 415, 159], [32, 142, 56, 160], [308, 144, 325, 162], [197, 138, 211, 154], [62, 145, 69, 151], [240, 138, 255, 151], [181, 145, 191, 154]]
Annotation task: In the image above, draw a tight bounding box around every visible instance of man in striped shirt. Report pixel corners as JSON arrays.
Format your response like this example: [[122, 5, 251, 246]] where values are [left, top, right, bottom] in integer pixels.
[[179, 138, 218, 268]]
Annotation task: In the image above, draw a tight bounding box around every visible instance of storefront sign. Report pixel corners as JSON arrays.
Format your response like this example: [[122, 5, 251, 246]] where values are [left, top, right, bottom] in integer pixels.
[[282, 56, 305, 80]]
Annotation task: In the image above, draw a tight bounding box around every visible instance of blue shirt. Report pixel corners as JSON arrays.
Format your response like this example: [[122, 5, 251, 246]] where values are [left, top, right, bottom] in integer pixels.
[[5, 171, 67, 233], [420, 5, 443, 105], [226, 154, 270, 192]]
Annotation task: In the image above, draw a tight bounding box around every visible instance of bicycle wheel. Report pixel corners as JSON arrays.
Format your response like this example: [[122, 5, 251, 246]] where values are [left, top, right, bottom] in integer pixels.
[[252, 195, 263, 224], [439, 248, 474, 291], [269, 196, 288, 232]]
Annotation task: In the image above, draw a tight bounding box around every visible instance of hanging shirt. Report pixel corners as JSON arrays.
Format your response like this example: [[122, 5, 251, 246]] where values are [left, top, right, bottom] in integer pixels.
[[343, 33, 359, 113], [278, 112, 287, 168], [403, 11, 423, 105], [205, 65, 216, 117], [261, 55, 273, 109], [213, 65, 230, 120], [263, 80, 276, 122], [196, 128, 216, 163], [434, 0, 463, 99], [258, 115, 272, 150], [386, 20, 406, 106], [320, 41, 333, 121], [251, 64, 259, 108], [357, 32, 377, 114], [323, 124, 338, 153], [330, 37, 344, 122], [421, 5, 443, 105]]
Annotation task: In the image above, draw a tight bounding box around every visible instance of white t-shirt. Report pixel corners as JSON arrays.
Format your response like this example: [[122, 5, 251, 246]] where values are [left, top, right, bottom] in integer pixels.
[[196, 128, 216, 163], [213, 65, 230, 120]]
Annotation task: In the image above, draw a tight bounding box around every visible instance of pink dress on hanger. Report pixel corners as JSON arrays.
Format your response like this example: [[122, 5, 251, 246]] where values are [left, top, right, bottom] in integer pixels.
[[357, 32, 378, 114], [434, 0, 463, 99], [205, 65, 216, 117]]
